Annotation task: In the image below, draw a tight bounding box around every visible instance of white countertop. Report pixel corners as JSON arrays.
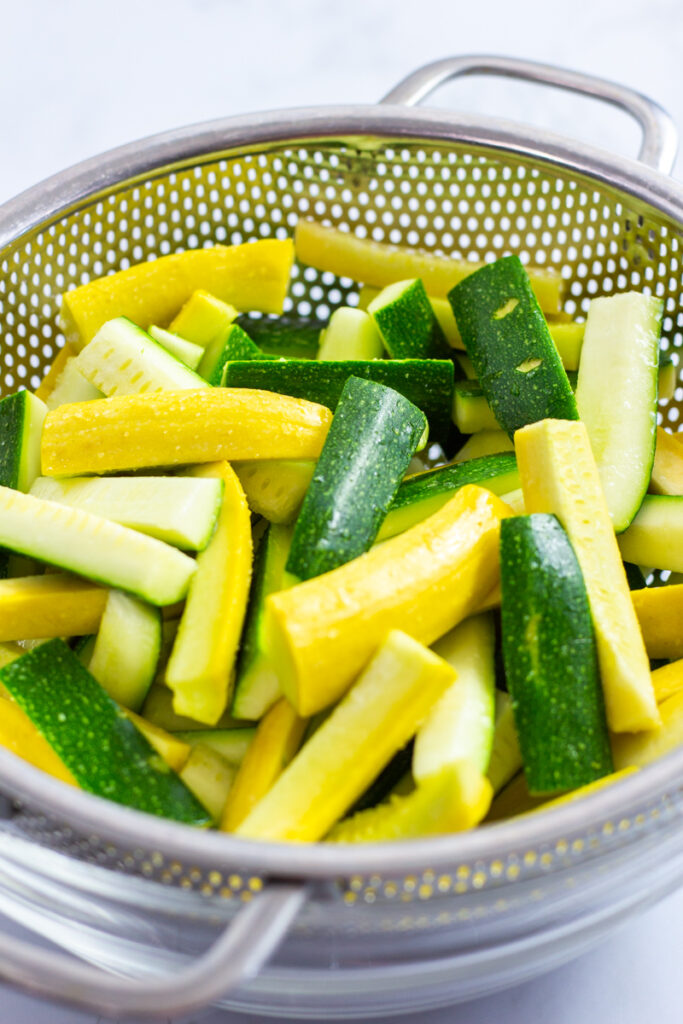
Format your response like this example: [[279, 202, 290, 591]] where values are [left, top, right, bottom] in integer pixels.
[[0, 0, 682, 1020]]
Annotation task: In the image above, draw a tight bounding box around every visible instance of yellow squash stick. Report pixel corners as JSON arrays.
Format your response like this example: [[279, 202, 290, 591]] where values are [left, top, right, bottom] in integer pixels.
[[295, 220, 562, 314], [41, 390, 333, 477], [267, 485, 510, 716], [60, 239, 295, 350], [233, 460, 316, 524], [236, 631, 455, 842], [0, 696, 77, 786], [0, 574, 107, 642], [165, 463, 252, 725], [612, 690, 683, 769], [632, 584, 683, 660], [34, 343, 75, 402], [515, 419, 659, 733], [651, 658, 683, 704], [126, 710, 191, 773], [221, 697, 307, 831], [647, 426, 683, 495]]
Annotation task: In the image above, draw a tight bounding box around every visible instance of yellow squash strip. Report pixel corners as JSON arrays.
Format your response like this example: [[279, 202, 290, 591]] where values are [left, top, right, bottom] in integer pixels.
[[165, 463, 252, 725], [41, 390, 333, 477], [221, 698, 307, 831], [485, 773, 548, 821], [632, 584, 683, 660], [612, 690, 683, 769], [125, 710, 191, 772], [0, 696, 77, 786], [0, 574, 107, 642], [34, 343, 75, 401], [515, 419, 659, 733], [267, 485, 510, 716], [140, 682, 246, 733], [168, 290, 238, 345], [527, 767, 638, 814], [651, 658, 683, 704], [327, 763, 492, 842], [650, 427, 683, 495], [59, 239, 295, 350], [233, 459, 316, 524], [295, 220, 562, 314], [235, 631, 455, 842]]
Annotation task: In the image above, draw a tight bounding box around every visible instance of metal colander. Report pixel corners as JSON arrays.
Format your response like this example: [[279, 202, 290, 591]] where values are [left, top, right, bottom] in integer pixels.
[[0, 56, 682, 1020]]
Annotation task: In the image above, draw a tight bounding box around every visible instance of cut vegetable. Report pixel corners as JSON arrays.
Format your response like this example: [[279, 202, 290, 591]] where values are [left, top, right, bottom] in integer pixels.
[[34, 343, 75, 402], [41, 389, 333, 476], [367, 279, 451, 360], [0, 640, 210, 824], [612, 690, 683, 770], [232, 524, 293, 720], [449, 256, 577, 437], [451, 380, 500, 433], [347, 741, 414, 816], [140, 683, 246, 733], [237, 315, 324, 359], [328, 763, 492, 842], [235, 630, 454, 841], [317, 307, 383, 360], [267, 485, 509, 715], [453, 431, 514, 462], [500, 514, 612, 794], [287, 377, 427, 580], [169, 289, 238, 346], [295, 220, 562, 313], [618, 495, 683, 571], [0, 695, 77, 786], [0, 486, 196, 606], [233, 460, 315, 525], [486, 691, 523, 794], [60, 239, 295, 350], [148, 326, 204, 370], [575, 293, 661, 531], [650, 426, 683, 495], [413, 614, 496, 782], [44, 359, 103, 410], [165, 463, 252, 725], [223, 358, 454, 444], [0, 574, 107, 642], [651, 658, 683, 704], [30, 475, 223, 552], [631, 584, 683, 660], [515, 418, 659, 733], [658, 353, 677, 401], [179, 743, 235, 824], [76, 317, 208, 397], [174, 728, 256, 765], [199, 324, 266, 386], [126, 711, 191, 772], [0, 391, 47, 494], [221, 697, 307, 831], [87, 591, 161, 711]]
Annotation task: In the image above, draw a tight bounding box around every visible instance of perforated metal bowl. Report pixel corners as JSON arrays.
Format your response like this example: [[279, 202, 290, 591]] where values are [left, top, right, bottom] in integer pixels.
[[0, 55, 682, 1021]]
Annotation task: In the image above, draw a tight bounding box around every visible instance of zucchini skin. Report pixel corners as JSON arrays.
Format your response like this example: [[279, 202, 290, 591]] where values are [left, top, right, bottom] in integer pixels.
[[201, 324, 274, 386], [369, 279, 452, 360], [287, 377, 427, 580], [237, 315, 325, 359], [449, 256, 578, 436], [500, 514, 613, 794], [223, 358, 454, 444], [0, 640, 210, 825]]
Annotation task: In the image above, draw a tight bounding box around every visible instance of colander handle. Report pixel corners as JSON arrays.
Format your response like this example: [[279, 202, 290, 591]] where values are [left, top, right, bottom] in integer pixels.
[[0, 880, 305, 1019], [381, 55, 678, 175]]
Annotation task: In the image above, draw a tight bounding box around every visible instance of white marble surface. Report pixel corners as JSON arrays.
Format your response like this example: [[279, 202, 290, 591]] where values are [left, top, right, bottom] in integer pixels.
[[0, 0, 682, 1020]]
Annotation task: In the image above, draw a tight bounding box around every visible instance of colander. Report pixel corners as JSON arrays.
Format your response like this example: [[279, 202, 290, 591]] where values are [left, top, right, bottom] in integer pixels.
[[0, 54, 682, 1021]]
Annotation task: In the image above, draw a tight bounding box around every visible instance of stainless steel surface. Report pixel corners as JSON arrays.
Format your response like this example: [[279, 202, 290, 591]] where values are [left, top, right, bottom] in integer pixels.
[[0, 55, 682, 1018]]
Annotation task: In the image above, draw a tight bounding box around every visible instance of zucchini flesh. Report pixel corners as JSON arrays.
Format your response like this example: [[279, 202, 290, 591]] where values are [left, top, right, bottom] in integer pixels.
[[60, 239, 294, 350], [0, 486, 196, 606], [575, 293, 661, 531], [148, 326, 204, 370], [367, 279, 451, 360], [453, 431, 514, 462], [233, 460, 315, 525], [650, 426, 683, 495], [87, 591, 161, 712], [413, 614, 496, 782], [232, 524, 294, 720], [632, 584, 683, 660], [0, 574, 107, 642], [618, 495, 683, 571], [30, 475, 223, 551], [173, 727, 256, 765], [377, 452, 519, 543], [169, 289, 238, 346], [44, 359, 103, 410], [222, 358, 454, 444], [0, 640, 210, 825], [486, 691, 522, 794], [287, 377, 427, 580], [179, 743, 236, 824], [317, 307, 383, 360], [500, 514, 613, 795], [449, 256, 577, 437], [267, 486, 509, 715], [76, 317, 208, 396], [140, 682, 247, 733], [235, 630, 454, 841], [165, 463, 252, 725], [0, 391, 47, 578], [221, 697, 307, 830], [41, 389, 333, 476], [295, 220, 562, 313], [328, 763, 492, 842], [237, 314, 324, 359], [515, 418, 659, 733]]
